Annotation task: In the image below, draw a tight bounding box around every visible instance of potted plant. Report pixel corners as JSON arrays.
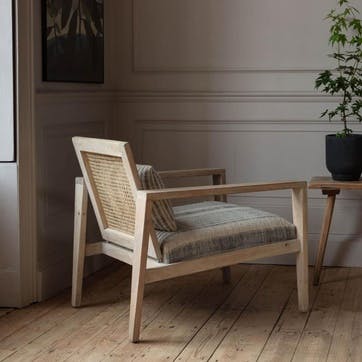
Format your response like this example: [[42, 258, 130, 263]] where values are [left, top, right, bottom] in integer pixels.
[[315, 0, 362, 181]]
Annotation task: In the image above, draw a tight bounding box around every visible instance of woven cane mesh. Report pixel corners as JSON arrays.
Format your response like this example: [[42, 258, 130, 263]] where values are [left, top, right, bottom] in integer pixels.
[[84, 152, 136, 235]]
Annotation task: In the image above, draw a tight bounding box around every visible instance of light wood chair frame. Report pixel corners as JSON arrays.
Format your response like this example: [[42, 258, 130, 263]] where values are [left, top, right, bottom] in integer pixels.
[[71, 137, 309, 343]]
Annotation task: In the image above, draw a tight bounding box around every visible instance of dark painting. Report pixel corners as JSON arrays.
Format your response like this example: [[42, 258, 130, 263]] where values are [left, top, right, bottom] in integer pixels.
[[42, 0, 104, 83]]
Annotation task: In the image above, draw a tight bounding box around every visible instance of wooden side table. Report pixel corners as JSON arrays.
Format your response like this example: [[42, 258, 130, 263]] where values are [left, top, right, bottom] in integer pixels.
[[309, 176, 362, 285]]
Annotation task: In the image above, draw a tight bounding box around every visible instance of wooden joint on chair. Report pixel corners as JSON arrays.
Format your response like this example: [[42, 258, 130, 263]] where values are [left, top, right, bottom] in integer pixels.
[[75, 176, 85, 185], [291, 181, 308, 190]]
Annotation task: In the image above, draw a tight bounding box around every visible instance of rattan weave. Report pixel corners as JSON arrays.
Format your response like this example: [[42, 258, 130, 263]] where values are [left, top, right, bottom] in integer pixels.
[[84, 152, 136, 235]]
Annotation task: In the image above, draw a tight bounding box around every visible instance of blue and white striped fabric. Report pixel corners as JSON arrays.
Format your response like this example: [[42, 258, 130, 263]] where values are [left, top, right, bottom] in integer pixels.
[[156, 201, 297, 263]]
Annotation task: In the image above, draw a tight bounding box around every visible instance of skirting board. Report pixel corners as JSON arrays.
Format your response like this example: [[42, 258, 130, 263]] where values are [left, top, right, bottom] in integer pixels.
[[0, 270, 20, 307], [37, 254, 112, 301]]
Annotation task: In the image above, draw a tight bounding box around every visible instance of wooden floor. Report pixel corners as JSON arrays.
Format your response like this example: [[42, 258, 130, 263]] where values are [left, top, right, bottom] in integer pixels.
[[0, 264, 361, 362], [0, 310, 12, 319]]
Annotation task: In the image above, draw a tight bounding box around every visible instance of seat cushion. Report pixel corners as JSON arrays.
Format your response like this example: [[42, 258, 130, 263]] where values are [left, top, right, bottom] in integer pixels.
[[156, 201, 297, 263], [137, 164, 177, 232]]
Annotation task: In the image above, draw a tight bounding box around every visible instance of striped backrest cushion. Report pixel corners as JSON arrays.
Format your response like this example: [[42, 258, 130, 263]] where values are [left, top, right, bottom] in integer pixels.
[[137, 165, 177, 232]]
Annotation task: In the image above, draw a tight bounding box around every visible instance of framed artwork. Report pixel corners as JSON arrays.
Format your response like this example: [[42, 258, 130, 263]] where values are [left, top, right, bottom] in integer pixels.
[[42, 0, 104, 83]]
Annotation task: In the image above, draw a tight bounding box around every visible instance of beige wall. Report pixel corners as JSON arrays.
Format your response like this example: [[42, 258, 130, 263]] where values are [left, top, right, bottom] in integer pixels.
[[33, 0, 117, 299], [113, 0, 362, 266], [32, 0, 362, 302]]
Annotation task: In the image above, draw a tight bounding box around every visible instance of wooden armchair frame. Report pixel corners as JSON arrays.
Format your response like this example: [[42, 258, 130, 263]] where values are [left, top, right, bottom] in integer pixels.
[[71, 137, 308, 343]]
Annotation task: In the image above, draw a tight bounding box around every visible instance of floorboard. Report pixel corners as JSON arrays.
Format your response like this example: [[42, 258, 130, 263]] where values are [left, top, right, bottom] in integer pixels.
[[326, 268, 362, 362], [257, 267, 319, 362], [176, 265, 271, 362], [292, 268, 350, 361], [0, 264, 360, 362], [209, 266, 296, 361], [0, 311, 13, 319]]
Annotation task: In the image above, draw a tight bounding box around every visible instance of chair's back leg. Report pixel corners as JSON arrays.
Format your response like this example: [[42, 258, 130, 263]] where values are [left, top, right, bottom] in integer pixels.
[[292, 187, 309, 312], [214, 173, 231, 284], [71, 177, 88, 307], [129, 195, 152, 342]]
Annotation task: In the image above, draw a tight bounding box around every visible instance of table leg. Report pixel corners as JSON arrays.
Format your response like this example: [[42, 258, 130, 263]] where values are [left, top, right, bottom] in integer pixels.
[[313, 189, 340, 285]]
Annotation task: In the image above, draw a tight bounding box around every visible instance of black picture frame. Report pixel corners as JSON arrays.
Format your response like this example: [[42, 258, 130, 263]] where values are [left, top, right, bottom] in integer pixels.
[[42, 0, 104, 83]]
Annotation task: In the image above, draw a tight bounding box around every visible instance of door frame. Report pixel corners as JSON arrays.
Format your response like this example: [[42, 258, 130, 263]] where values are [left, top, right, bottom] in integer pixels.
[[15, 0, 37, 306]]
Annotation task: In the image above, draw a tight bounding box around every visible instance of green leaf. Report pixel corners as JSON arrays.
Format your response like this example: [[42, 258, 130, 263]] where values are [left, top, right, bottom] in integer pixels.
[[316, 0, 362, 131], [338, 0, 348, 6]]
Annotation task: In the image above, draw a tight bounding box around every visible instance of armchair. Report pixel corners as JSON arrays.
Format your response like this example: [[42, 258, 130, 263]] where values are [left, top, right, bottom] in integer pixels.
[[71, 137, 308, 343]]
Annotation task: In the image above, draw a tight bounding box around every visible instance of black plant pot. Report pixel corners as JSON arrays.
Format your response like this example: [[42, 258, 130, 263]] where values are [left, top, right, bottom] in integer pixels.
[[326, 134, 362, 181]]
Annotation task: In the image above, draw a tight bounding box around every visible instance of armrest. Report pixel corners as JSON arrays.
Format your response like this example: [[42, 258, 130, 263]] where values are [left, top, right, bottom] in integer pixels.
[[158, 168, 225, 179], [139, 180, 307, 201]]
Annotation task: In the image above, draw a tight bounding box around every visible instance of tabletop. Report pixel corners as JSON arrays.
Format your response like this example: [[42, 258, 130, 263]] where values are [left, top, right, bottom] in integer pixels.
[[309, 176, 362, 190]]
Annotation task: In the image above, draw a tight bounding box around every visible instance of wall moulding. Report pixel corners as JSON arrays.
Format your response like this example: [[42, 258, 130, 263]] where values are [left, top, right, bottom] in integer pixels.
[[134, 119, 347, 132], [114, 91, 341, 104], [36, 90, 118, 105], [132, 65, 327, 73], [132, 66, 327, 74], [35, 90, 343, 107]]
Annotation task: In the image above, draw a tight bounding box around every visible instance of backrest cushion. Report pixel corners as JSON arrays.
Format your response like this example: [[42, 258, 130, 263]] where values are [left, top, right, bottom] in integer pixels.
[[137, 165, 177, 232]]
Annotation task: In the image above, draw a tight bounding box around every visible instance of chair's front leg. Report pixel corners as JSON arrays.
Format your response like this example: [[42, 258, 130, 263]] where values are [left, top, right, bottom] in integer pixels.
[[292, 186, 309, 312], [72, 177, 88, 307], [129, 193, 152, 343]]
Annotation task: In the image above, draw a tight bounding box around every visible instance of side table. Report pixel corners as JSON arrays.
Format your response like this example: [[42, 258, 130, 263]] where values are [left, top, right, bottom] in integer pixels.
[[309, 176, 362, 285]]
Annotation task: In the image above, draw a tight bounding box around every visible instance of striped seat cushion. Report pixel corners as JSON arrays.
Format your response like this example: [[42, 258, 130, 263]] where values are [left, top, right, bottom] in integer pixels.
[[156, 201, 297, 263], [137, 165, 177, 232]]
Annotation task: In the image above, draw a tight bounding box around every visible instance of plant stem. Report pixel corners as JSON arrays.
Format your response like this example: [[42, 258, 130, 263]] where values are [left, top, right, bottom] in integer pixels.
[[342, 90, 348, 133], [338, 43, 342, 77], [337, 42, 349, 133], [348, 59, 360, 83]]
